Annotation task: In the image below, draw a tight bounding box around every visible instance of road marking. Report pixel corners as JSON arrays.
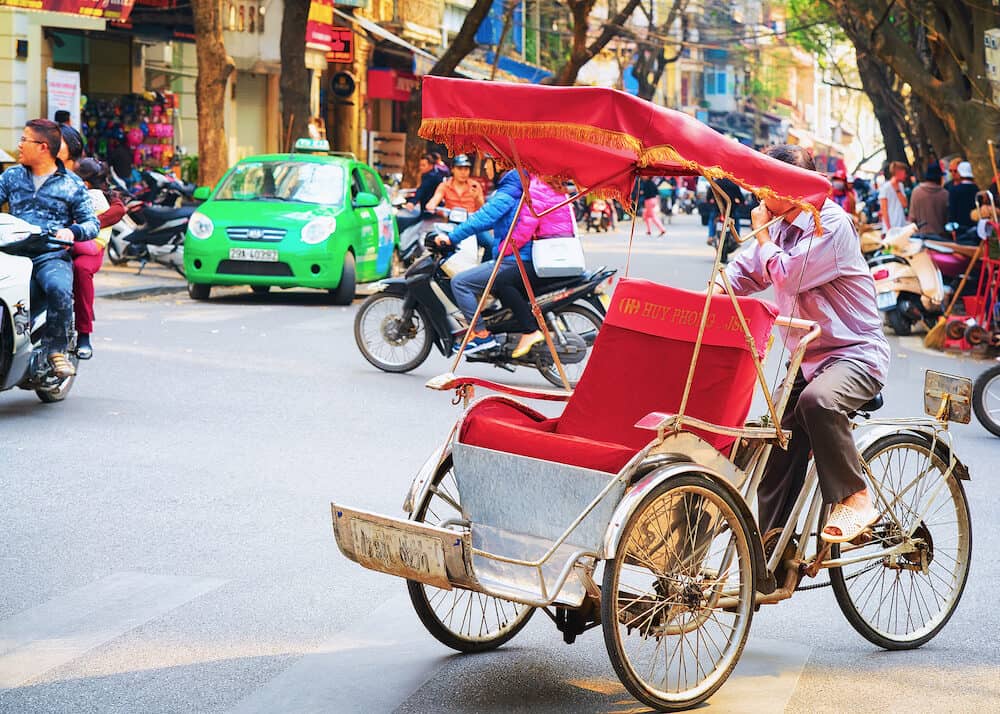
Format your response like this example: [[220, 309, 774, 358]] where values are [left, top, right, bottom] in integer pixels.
[[228, 594, 451, 714], [0, 571, 225, 690]]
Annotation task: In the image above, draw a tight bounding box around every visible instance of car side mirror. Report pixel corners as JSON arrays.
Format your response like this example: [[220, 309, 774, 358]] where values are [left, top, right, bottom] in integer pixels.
[[193, 186, 212, 201], [353, 191, 380, 209]]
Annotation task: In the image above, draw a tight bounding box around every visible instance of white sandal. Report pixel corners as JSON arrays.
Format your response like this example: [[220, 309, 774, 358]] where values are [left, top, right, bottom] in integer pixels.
[[821, 503, 879, 544]]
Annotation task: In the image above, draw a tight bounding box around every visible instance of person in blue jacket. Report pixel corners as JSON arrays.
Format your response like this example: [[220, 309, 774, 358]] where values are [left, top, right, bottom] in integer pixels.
[[435, 161, 526, 353], [0, 118, 99, 378]]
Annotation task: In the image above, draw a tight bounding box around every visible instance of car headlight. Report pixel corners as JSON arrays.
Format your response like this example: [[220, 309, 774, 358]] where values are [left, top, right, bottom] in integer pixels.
[[301, 217, 337, 245], [188, 211, 214, 239]]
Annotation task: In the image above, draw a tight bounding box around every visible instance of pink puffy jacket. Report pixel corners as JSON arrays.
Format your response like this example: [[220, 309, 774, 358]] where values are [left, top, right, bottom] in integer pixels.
[[499, 176, 576, 259]]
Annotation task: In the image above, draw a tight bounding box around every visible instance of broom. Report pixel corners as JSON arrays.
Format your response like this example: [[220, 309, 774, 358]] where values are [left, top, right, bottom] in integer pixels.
[[924, 243, 983, 349]]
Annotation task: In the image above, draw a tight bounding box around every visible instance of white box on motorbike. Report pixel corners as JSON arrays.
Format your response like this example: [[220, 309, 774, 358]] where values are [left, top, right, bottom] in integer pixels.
[[533, 236, 586, 278]]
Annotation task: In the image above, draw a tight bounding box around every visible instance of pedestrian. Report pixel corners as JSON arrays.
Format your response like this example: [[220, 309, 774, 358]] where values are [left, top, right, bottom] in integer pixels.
[[830, 169, 856, 216], [54, 109, 71, 127], [947, 160, 979, 232], [716, 143, 889, 543], [945, 156, 963, 189], [398, 153, 446, 233], [71, 158, 125, 359], [307, 116, 326, 140], [878, 161, 909, 231], [639, 176, 666, 237], [0, 118, 99, 377], [908, 163, 948, 238], [430, 151, 450, 177], [707, 177, 745, 246]]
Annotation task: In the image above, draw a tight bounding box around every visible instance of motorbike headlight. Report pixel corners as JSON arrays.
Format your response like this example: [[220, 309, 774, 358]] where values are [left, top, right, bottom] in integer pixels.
[[188, 211, 214, 239], [301, 217, 337, 245]]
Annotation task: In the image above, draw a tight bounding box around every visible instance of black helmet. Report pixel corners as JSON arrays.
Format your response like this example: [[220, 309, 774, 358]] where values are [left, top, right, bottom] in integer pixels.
[[452, 154, 471, 168], [76, 157, 107, 187]]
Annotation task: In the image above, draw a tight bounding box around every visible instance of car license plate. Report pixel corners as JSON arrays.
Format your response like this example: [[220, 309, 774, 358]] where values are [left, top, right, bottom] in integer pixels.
[[229, 248, 278, 262], [876, 291, 897, 310], [350, 519, 450, 589]]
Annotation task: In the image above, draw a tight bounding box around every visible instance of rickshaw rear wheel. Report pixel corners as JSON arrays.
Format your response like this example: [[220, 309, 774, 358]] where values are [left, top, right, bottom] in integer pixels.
[[602, 473, 756, 712], [829, 434, 971, 650], [407, 457, 535, 653]]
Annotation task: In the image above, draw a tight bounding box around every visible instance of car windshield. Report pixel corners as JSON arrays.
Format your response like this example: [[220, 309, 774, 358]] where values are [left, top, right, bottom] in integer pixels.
[[215, 161, 346, 205]]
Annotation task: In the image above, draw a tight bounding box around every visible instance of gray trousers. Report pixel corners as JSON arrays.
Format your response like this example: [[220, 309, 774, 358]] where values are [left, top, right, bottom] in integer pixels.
[[758, 359, 883, 535]]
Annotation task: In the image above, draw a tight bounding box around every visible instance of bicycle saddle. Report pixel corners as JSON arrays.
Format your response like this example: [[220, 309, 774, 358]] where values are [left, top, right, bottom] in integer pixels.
[[849, 393, 883, 417]]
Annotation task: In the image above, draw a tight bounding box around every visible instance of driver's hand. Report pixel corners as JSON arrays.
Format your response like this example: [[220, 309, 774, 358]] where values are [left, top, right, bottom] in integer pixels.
[[54, 228, 74, 245], [750, 203, 772, 232]]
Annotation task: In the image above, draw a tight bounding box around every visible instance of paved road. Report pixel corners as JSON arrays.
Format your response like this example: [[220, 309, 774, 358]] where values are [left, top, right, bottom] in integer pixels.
[[1, 213, 997, 713]]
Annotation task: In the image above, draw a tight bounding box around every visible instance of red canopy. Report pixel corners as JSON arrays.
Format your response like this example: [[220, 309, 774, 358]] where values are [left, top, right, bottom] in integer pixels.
[[419, 76, 830, 216]]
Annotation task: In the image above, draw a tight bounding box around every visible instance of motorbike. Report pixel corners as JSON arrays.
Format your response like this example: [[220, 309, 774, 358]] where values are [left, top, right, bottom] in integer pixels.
[[107, 202, 192, 276], [868, 223, 955, 335], [585, 199, 612, 232], [354, 234, 616, 387], [0, 214, 80, 403], [134, 169, 195, 207]]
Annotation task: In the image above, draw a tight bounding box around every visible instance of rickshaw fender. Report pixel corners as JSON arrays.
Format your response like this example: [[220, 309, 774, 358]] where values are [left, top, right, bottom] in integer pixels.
[[403, 442, 451, 515], [852, 423, 969, 480], [602, 462, 776, 595]]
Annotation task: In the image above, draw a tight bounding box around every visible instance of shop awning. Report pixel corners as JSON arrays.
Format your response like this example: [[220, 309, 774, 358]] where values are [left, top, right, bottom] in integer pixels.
[[482, 51, 551, 83], [332, 8, 438, 63]]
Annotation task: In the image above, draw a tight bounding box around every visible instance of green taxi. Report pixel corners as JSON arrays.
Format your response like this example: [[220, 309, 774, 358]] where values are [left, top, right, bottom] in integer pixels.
[[183, 141, 399, 303]]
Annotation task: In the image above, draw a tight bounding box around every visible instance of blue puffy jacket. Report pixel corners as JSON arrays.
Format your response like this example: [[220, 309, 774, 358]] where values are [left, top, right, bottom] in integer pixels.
[[447, 170, 528, 263], [0, 162, 99, 264]]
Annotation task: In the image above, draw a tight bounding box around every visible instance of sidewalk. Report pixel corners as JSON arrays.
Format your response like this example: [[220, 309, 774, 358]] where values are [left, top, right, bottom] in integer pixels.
[[94, 261, 187, 300]]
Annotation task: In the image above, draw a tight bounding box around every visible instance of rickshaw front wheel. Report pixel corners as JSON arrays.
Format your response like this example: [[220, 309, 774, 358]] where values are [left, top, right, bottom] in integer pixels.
[[601, 473, 756, 712], [407, 457, 535, 652]]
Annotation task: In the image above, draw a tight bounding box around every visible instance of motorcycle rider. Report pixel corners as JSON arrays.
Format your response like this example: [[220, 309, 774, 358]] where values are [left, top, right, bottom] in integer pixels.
[[0, 118, 99, 378], [432, 161, 526, 353]]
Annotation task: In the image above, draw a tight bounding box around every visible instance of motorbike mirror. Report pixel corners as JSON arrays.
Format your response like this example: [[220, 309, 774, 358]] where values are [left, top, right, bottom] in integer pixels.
[[193, 186, 212, 201], [353, 191, 380, 209], [448, 207, 469, 223], [886, 222, 918, 249]]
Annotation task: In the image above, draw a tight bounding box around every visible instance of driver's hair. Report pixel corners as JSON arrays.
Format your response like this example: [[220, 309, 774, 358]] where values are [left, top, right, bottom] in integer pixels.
[[762, 144, 816, 172], [25, 118, 62, 159]]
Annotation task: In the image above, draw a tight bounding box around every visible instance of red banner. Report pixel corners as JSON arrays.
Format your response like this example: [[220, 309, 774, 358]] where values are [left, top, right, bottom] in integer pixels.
[[0, 0, 135, 21], [368, 69, 418, 103], [306, 0, 334, 51], [324, 27, 354, 64]]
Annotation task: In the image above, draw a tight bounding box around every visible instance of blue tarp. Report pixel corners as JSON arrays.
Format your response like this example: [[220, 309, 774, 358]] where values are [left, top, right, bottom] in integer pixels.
[[476, 1, 524, 54], [482, 51, 552, 83]]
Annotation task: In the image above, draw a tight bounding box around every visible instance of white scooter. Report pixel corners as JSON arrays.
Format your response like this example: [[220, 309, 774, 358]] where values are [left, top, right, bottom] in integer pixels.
[[0, 213, 80, 403]]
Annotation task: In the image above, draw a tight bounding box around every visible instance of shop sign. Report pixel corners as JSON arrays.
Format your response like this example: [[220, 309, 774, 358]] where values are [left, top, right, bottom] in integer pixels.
[[325, 27, 354, 65], [330, 71, 356, 98], [367, 69, 418, 103], [0, 0, 135, 21], [47, 68, 81, 129], [306, 0, 335, 51]]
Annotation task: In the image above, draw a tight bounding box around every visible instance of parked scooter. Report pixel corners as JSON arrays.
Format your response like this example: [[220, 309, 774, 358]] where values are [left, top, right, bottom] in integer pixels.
[[973, 362, 1000, 437], [107, 202, 192, 276], [354, 236, 615, 387], [0, 214, 80, 403], [869, 223, 949, 335]]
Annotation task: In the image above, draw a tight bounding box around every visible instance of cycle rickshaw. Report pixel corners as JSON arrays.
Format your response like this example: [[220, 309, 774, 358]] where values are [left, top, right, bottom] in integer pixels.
[[332, 77, 973, 711]]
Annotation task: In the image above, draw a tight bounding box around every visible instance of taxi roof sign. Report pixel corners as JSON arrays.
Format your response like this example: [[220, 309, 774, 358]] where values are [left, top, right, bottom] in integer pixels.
[[294, 138, 331, 153]]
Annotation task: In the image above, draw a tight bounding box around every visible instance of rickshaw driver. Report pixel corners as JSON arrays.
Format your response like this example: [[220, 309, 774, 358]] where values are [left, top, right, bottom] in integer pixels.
[[714, 144, 891, 544]]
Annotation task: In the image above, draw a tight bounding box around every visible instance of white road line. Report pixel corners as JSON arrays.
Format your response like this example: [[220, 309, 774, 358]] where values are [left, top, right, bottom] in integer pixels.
[[228, 594, 451, 714], [0, 571, 225, 690]]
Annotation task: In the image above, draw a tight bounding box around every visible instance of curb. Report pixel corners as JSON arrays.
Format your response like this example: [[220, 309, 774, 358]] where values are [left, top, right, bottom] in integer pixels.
[[98, 285, 189, 300]]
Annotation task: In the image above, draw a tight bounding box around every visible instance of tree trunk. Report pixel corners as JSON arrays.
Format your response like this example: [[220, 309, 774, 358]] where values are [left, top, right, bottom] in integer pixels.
[[550, 0, 641, 86], [403, 0, 495, 183], [854, 50, 908, 166], [280, 0, 311, 151], [831, 0, 1000, 184], [190, 0, 234, 186]]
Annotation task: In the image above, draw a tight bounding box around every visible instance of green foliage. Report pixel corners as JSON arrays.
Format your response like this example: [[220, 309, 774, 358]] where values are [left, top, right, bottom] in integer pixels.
[[181, 154, 199, 185], [782, 0, 845, 70]]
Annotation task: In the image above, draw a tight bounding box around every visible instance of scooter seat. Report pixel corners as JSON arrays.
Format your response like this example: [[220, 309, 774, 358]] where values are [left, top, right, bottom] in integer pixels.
[[140, 204, 196, 229], [849, 393, 883, 416]]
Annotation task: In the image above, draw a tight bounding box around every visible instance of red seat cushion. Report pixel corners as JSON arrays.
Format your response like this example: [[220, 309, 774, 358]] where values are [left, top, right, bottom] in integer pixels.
[[458, 280, 777, 473], [460, 400, 637, 473]]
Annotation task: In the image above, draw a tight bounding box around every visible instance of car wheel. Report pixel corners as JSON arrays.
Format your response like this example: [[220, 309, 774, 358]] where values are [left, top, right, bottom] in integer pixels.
[[329, 251, 356, 305], [188, 282, 211, 301]]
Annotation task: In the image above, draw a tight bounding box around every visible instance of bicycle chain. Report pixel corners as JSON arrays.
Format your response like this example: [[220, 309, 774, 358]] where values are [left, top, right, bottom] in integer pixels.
[[795, 559, 883, 591]]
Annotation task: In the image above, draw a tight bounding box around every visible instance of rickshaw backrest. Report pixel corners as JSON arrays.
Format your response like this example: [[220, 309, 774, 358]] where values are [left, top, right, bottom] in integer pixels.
[[556, 279, 777, 452]]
